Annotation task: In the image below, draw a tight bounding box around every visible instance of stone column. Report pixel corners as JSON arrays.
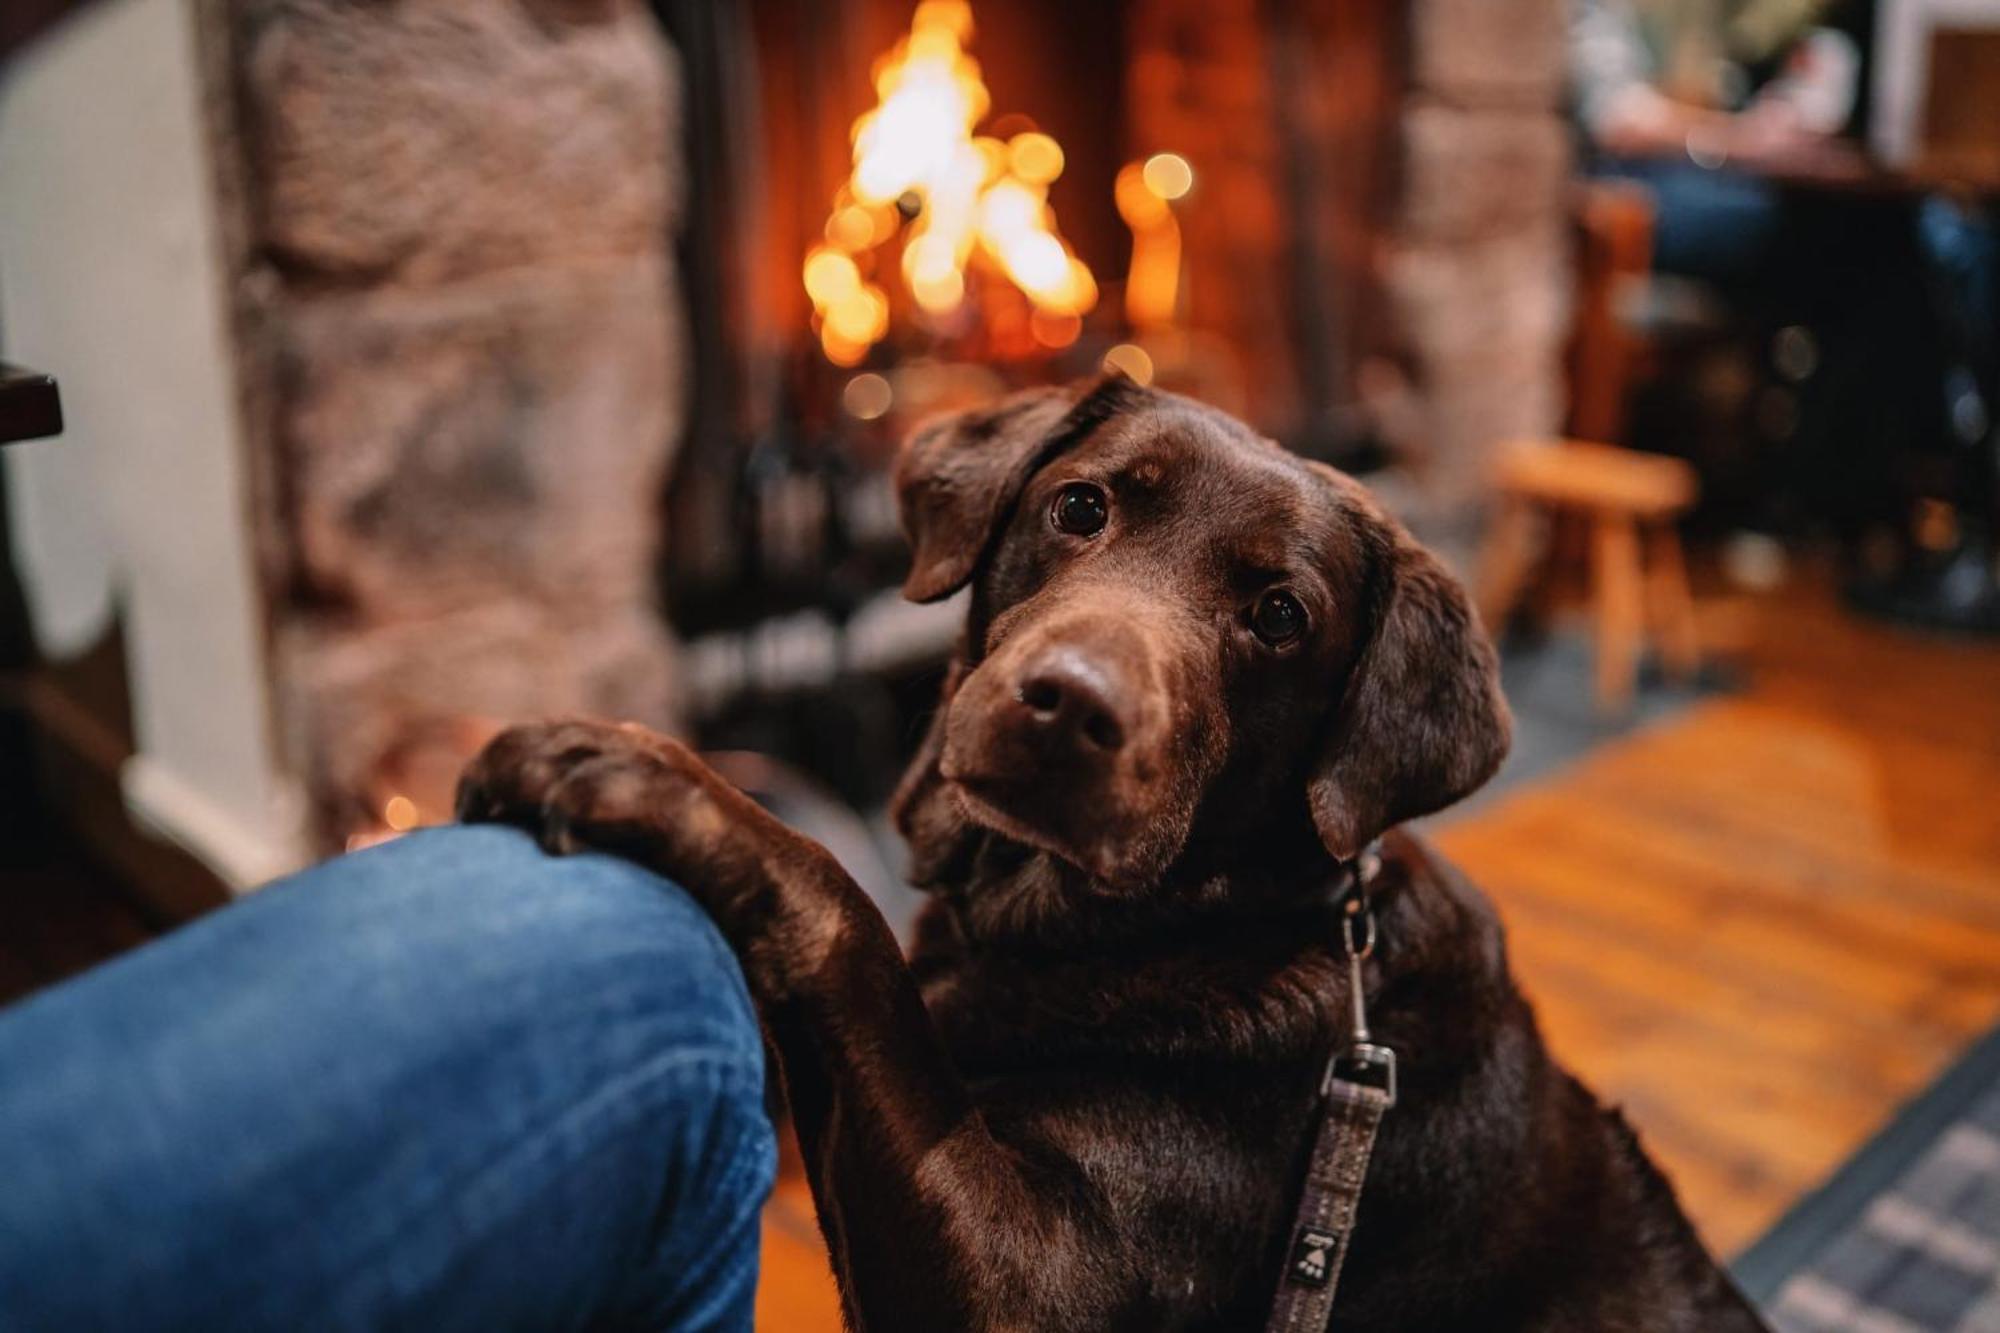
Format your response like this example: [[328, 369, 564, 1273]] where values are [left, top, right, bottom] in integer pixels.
[[1384, 0, 1573, 541], [205, 0, 685, 844]]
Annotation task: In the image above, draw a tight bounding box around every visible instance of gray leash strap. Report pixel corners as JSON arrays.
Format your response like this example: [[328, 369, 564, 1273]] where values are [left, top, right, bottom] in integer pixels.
[[1265, 880, 1396, 1333]]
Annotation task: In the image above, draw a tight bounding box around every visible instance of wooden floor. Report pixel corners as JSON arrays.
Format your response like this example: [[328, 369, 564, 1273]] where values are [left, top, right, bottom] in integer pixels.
[[754, 572, 2000, 1328], [1435, 576, 2000, 1256]]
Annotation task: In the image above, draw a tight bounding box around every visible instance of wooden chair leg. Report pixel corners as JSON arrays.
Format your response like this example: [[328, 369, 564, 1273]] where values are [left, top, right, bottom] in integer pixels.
[[1592, 513, 1644, 715], [1532, 509, 1584, 631], [1478, 497, 1540, 634], [1644, 521, 1701, 684]]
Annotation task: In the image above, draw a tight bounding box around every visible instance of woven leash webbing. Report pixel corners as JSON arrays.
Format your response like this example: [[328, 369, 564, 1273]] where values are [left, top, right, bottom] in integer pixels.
[[1262, 1066, 1392, 1332]]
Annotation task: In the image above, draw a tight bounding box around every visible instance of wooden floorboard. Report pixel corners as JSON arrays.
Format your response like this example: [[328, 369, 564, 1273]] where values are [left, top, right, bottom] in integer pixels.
[[754, 572, 2000, 1325], [1430, 577, 2000, 1256]]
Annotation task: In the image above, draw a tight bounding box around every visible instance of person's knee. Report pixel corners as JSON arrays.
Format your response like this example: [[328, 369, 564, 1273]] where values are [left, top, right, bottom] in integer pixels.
[[284, 825, 766, 1086], [0, 824, 773, 1331], [352, 829, 778, 1324]]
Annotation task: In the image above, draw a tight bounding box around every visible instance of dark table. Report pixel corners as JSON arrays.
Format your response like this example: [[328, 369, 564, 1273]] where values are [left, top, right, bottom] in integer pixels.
[[0, 364, 62, 446], [1725, 143, 2000, 633]]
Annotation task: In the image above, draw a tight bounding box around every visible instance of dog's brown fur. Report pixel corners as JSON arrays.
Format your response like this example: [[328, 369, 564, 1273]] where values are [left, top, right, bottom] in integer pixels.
[[458, 375, 1769, 1332]]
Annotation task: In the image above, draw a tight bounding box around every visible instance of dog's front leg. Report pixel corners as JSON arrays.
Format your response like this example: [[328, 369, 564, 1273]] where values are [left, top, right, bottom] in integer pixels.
[[457, 720, 1128, 1333]]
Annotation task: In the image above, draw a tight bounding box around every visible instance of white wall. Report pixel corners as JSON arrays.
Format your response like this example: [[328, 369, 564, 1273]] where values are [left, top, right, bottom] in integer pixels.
[[1872, 0, 2000, 164], [0, 0, 305, 886]]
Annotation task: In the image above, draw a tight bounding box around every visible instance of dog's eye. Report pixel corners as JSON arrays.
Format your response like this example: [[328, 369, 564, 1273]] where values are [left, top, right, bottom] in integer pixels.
[[1051, 482, 1108, 537], [1251, 590, 1307, 646]]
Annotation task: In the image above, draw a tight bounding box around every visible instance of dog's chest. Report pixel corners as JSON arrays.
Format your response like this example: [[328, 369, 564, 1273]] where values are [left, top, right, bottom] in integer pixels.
[[911, 928, 1340, 1299], [915, 934, 1343, 1072]]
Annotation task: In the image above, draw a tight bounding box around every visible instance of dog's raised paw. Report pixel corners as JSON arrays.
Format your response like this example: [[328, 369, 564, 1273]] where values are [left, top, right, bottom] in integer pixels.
[[454, 719, 700, 856]]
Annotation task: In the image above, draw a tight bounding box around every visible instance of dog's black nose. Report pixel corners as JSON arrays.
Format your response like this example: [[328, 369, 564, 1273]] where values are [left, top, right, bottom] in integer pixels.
[[1015, 651, 1128, 753]]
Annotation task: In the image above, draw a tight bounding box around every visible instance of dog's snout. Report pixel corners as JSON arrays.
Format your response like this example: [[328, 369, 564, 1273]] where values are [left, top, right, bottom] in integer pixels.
[[938, 609, 1186, 879], [1014, 650, 1129, 754]]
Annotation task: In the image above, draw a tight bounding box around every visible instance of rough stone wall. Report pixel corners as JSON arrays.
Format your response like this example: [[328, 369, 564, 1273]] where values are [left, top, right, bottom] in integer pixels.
[[208, 0, 684, 842], [1384, 0, 1572, 536]]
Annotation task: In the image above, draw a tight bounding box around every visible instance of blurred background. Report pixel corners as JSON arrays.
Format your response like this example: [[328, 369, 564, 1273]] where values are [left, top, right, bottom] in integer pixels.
[[2, 1, 1998, 1328]]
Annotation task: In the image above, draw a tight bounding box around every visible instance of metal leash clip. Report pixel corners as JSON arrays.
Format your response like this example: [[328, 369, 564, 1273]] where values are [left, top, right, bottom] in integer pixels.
[[1269, 855, 1398, 1331], [1322, 892, 1397, 1106]]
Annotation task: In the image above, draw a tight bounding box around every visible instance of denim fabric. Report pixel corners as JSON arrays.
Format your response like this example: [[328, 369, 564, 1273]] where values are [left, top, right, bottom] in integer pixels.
[[1588, 155, 1785, 284], [1918, 196, 1998, 359], [0, 826, 774, 1332]]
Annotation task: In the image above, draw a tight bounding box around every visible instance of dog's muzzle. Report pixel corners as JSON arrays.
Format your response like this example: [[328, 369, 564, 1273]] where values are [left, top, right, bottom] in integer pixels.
[[937, 614, 1178, 877]]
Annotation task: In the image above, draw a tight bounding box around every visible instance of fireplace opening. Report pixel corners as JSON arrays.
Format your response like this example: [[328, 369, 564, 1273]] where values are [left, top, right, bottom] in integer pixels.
[[654, 0, 1419, 816], [0, 0, 1570, 865]]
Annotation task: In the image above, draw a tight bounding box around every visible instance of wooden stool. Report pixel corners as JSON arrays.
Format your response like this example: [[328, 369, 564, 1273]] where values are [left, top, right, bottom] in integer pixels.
[[1480, 439, 1701, 714]]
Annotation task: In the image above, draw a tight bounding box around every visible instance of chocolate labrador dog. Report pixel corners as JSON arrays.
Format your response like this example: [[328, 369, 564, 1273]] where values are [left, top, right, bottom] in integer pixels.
[[456, 375, 1769, 1332]]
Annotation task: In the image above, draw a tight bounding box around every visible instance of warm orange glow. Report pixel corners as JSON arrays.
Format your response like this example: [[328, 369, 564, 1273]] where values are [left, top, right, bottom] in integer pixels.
[[1008, 132, 1064, 185], [821, 329, 871, 367], [382, 794, 420, 832], [910, 266, 966, 314], [825, 204, 884, 251], [836, 290, 889, 339], [1029, 309, 1082, 349], [804, 247, 863, 305], [1117, 154, 1192, 330], [804, 1, 1096, 362], [1103, 342, 1155, 385], [1141, 152, 1194, 201], [842, 372, 895, 420]]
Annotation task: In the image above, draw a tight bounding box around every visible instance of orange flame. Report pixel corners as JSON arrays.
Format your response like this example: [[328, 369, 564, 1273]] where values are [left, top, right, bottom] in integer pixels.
[[805, 1, 1096, 366], [1117, 152, 1193, 331]]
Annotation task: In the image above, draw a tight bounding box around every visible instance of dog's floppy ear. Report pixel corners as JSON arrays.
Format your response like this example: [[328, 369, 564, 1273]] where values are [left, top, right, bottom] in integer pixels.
[[1306, 481, 1511, 860], [894, 373, 1144, 602]]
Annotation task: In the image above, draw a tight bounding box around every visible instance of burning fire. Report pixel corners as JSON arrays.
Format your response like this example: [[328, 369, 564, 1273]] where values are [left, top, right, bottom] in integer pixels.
[[804, 0, 1097, 366], [1118, 152, 1193, 331]]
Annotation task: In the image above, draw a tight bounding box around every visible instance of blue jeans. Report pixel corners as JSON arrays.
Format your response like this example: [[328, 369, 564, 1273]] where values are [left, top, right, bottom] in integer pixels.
[[1918, 195, 1998, 363], [1589, 156, 1784, 286], [0, 826, 775, 1331]]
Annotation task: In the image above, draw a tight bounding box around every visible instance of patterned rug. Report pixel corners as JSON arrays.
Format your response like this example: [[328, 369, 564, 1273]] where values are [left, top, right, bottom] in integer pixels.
[[1737, 1027, 2000, 1332]]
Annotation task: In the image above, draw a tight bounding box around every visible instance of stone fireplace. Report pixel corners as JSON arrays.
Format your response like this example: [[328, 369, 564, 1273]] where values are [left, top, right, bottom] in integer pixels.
[[13, 0, 1569, 867]]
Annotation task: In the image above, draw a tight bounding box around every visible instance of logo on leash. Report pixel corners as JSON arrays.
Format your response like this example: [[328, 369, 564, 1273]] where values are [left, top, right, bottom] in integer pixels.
[[1288, 1226, 1340, 1287]]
